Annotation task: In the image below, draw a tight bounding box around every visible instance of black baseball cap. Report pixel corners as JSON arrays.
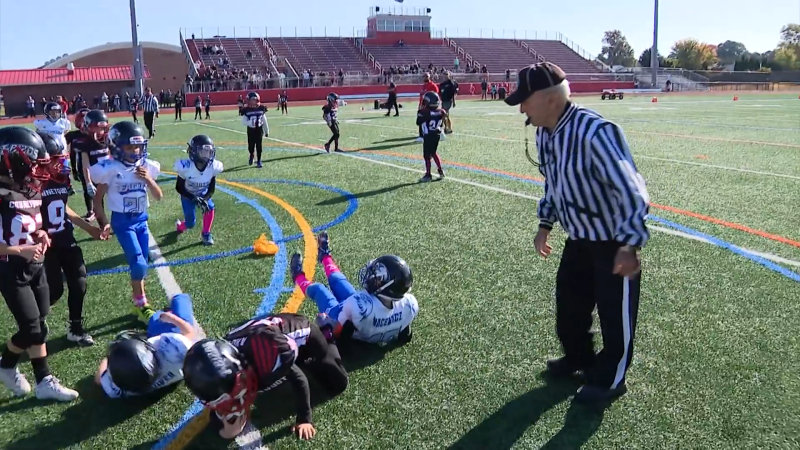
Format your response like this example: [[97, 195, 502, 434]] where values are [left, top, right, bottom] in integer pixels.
[[505, 62, 567, 106]]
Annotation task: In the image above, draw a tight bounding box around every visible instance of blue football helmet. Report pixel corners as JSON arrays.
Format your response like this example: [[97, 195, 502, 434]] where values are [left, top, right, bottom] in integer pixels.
[[108, 121, 148, 167], [187, 135, 215, 171]]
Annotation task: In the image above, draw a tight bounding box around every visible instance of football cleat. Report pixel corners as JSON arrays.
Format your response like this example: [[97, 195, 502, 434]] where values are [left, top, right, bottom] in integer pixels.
[[419, 174, 432, 183], [324, 143, 330, 153], [35, 376, 79, 402], [202, 232, 214, 246], [67, 320, 95, 347], [415, 137, 424, 142], [176, 220, 187, 234], [0, 362, 31, 397], [317, 231, 331, 262], [438, 169, 445, 179], [290, 252, 304, 281], [248, 155, 254, 166], [256, 161, 262, 169]]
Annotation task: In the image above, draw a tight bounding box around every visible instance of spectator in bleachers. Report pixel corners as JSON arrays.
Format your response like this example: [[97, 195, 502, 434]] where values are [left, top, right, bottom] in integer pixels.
[[398, 39, 405, 47], [246, 50, 253, 59], [454, 57, 460, 71]]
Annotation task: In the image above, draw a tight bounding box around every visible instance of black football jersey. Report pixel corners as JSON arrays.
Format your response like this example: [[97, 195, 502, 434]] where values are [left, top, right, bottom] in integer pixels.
[[71, 135, 110, 167], [41, 179, 74, 246], [278, 94, 288, 104], [240, 105, 267, 128], [322, 104, 338, 124], [416, 108, 446, 137], [0, 186, 43, 261], [65, 130, 83, 149]]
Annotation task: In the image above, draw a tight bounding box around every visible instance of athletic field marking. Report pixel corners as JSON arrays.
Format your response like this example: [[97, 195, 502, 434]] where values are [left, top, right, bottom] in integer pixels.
[[191, 124, 800, 270], [147, 230, 183, 298]]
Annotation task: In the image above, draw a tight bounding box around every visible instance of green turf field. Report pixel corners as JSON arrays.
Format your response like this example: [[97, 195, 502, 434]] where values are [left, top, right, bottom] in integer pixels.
[[0, 93, 799, 450]]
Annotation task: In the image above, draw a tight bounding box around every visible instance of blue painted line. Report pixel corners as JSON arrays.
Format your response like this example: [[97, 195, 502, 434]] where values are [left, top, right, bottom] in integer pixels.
[[86, 179, 358, 277], [152, 186, 289, 450], [648, 216, 800, 282]]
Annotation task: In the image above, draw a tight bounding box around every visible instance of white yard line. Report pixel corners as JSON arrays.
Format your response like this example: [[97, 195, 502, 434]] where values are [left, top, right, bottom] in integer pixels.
[[147, 229, 183, 298], [193, 122, 800, 269]]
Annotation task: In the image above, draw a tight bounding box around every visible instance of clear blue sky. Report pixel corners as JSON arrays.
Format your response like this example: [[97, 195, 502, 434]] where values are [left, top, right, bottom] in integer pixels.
[[0, 0, 797, 69]]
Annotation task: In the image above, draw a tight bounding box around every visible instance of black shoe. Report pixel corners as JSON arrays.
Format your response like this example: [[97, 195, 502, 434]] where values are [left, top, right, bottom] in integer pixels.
[[545, 357, 591, 380], [290, 253, 304, 280], [574, 383, 627, 404]]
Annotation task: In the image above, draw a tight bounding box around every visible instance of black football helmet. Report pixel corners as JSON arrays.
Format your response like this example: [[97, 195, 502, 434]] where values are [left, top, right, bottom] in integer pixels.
[[107, 332, 160, 394], [82, 109, 109, 143], [74, 108, 91, 131], [108, 121, 148, 167], [358, 255, 413, 301], [44, 101, 62, 122], [187, 135, 215, 170], [247, 91, 260, 107], [183, 339, 258, 421], [423, 91, 440, 109], [0, 126, 50, 196], [327, 92, 339, 105], [37, 132, 70, 183]]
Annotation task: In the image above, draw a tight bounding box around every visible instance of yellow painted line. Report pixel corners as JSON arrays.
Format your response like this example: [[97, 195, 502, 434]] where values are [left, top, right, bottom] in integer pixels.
[[161, 172, 317, 450]]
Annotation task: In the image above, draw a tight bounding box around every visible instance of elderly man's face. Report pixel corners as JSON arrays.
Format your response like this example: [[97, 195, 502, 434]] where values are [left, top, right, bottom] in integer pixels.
[[519, 91, 550, 127]]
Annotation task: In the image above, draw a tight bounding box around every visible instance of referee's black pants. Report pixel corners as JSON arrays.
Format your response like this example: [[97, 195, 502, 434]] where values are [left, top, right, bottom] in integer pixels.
[[143, 112, 156, 138], [386, 95, 398, 116], [555, 239, 640, 390]]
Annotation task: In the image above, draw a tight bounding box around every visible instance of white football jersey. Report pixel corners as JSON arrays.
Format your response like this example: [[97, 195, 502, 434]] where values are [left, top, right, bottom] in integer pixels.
[[336, 292, 419, 344], [173, 159, 223, 196], [33, 118, 70, 151], [100, 333, 193, 398], [90, 158, 160, 214]]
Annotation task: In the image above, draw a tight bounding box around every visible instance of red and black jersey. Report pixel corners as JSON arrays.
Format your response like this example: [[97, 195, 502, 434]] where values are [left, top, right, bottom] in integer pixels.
[[416, 107, 447, 137], [71, 135, 110, 167], [41, 179, 74, 247], [278, 93, 288, 104], [64, 130, 82, 149], [0, 185, 43, 262], [225, 313, 315, 423]]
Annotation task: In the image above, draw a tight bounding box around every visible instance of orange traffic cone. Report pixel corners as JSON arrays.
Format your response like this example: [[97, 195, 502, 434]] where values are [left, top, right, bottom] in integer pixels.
[[733, 96, 738, 101], [651, 97, 658, 103]]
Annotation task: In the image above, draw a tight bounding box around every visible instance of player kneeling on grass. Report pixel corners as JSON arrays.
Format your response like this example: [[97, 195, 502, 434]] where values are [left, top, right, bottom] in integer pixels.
[[292, 231, 418, 345], [182, 312, 349, 441], [38, 132, 108, 347], [94, 293, 200, 398], [174, 135, 223, 246], [90, 121, 163, 317], [416, 91, 446, 182]]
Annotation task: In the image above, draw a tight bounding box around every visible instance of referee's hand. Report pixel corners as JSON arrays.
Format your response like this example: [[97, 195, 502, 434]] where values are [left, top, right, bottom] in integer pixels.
[[613, 246, 641, 277], [534, 228, 552, 258]]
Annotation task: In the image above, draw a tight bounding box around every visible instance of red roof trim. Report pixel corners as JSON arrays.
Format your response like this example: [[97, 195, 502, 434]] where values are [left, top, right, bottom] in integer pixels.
[[0, 66, 152, 87]]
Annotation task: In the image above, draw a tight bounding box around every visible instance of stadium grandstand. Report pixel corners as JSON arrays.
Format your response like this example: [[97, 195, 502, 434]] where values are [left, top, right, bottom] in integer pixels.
[[1, 6, 648, 117]]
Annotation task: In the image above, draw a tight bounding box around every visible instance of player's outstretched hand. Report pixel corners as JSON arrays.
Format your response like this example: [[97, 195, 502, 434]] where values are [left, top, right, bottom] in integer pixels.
[[99, 224, 111, 241], [534, 228, 552, 259], [87, 225, 105, 241], [32, 229, 51, 248], [292, 423, 316, 440]]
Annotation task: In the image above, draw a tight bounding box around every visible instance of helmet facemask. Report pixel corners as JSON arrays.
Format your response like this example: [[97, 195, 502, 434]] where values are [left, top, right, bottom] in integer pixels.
[[204, 367, 259, 422]]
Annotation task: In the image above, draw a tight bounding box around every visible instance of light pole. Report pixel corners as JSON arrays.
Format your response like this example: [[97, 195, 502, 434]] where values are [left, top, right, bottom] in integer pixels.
[[651, 0, 659, 87], [129, 0, 145, 96]]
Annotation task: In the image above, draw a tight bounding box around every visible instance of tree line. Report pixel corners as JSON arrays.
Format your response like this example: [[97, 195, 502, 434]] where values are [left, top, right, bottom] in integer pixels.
[[597, 24, 800, 72]]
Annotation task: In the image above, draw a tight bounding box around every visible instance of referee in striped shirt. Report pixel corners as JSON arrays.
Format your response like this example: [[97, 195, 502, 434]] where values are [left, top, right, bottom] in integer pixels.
[[141, 87, 159, 139], [506, 63, 650, 403]]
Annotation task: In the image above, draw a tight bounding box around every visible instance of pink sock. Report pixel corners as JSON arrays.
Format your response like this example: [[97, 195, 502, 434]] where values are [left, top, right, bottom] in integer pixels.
[[432, 154, 442, 171], [294, 273, 312, 294], [202, 210, 215, 234], [176, 221, 187, 232], [133, 295, 147, 307], [322, 255, 340, 277]]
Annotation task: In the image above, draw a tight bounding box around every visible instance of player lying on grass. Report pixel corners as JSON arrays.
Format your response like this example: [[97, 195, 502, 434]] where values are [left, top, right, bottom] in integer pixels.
[[182, 312, 349, 440], [174, 135, 223, 246], [38, 132, 108, 347], [291, 231, 418, 345], [90, 121, 163, 317], [94, 293, 200, 398]]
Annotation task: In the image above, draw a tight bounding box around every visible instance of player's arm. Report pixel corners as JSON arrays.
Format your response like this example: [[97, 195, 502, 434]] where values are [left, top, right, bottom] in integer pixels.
[[286, 364, 313, 425], [94, 358, 108, 385], [66, 206, 104, 240], [174, 176, 194, 199], [143, 163, 163, 201], [416, 112, 426, 126], [93, 183, 110, 228], [68, 143, 79, 180], [202, 177, 216, 201], [155, 311, 197, 341]]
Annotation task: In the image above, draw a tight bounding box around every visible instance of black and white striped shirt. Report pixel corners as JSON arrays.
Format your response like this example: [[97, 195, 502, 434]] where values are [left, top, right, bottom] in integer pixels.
[[536, 102, 650, 247], [141, 94, 159, 113]]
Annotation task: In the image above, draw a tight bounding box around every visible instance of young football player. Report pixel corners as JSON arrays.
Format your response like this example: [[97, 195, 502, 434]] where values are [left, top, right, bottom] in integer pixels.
[[322, 93, 341, 153], [174, 135, 223, 246], [33, 101, 70, 152], [416, 91, 446, 182], [73, 109, 111, 221], [90, 121, 163, 316], [0, 126, 79, 401], [240, 92, 268, 168], [65, 108, 90, 184], [416, 73, 439, 142], [38, 132, 106, 347], [291, 232, 418, 346], [94, 293, 199, 398], [183, 313, 348, 440], [278, 91, 288, 114]]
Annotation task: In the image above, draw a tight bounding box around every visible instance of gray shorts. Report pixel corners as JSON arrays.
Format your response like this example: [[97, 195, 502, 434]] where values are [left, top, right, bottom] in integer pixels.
[[442, 101, 452, 112]]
